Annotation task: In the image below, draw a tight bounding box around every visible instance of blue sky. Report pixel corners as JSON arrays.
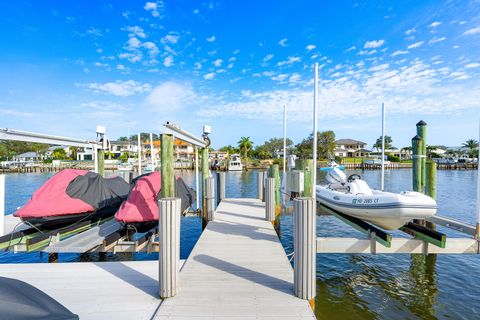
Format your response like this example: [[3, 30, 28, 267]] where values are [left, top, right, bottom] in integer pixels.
[[0, 0, 479, 149]]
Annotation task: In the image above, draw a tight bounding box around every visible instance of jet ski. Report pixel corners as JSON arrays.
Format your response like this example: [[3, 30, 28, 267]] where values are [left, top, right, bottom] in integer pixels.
[[316, 168, 437, 229], [114, 172, 195, 232], [14, 169, 130, 229]]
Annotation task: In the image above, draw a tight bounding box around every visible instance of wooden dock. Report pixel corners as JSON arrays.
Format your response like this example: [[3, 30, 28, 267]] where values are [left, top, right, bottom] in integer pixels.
[[155, 198, 316, 319]]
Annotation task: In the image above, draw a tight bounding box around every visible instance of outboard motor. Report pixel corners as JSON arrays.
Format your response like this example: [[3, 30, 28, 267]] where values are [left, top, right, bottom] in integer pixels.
[[326, 167, 347, 185]]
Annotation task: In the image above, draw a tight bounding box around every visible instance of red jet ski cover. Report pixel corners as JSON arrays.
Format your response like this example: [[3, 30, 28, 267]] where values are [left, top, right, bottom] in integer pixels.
[[115, 172, 195, 223], [14, 169, 94, 219]]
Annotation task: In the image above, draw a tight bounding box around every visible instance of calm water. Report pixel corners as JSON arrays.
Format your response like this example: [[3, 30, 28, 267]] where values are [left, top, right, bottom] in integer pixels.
[[1, 169, 479, 319]]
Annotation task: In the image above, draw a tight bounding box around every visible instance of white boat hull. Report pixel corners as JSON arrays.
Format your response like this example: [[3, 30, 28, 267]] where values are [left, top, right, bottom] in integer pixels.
[[316, 185, 437, 230]]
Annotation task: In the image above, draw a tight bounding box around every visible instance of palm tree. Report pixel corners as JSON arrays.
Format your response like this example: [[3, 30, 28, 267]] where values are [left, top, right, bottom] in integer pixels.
[[462, 139, 479, 152], [238, 137, 253, 159], [69, 146, 79, 160]]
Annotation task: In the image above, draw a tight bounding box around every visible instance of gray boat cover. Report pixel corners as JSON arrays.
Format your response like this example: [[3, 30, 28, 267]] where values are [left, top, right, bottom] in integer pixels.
[[0, 276, 79, 319], [66, 172, 131, 210]]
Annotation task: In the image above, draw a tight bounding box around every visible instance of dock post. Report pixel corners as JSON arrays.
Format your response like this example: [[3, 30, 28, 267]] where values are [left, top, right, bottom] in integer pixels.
[[216, 172, 225, 205], [201, 147, 209, 229], [0, 174, 4, 236], [303, 159, 313, 197], [98, 148, 105, 177], [425, 161, 437, 230], [268, 165, 281, 227], [158, 197, 181, 298], [257, 171, 264, 201], [265, 178, 275, 223], [160, 134, 175, 198], [412, 135, 424, 192], [293, 197, 316, 310], [206, 176, 215, 222], [137, 133, 142, 175], [417, 121, 427, 192]]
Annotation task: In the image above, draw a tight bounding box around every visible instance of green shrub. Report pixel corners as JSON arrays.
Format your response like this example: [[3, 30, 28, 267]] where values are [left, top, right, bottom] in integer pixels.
[[387, 153, 400, 162]]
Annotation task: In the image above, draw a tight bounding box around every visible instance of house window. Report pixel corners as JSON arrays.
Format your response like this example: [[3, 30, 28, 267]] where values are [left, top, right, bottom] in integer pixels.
[[84, 155, 92, 160]]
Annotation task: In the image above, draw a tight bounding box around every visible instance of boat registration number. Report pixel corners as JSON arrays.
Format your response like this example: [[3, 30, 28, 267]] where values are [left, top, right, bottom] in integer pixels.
[[352, 198, 379, 204]]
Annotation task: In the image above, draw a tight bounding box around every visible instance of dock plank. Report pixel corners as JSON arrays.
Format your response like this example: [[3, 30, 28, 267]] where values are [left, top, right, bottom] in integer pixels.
[[0, 260, 165, 320], [155, 198, 316, 319]]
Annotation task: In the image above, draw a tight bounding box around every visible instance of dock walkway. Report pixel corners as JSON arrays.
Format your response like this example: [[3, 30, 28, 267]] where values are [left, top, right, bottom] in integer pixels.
[[155, 198, 316, 319]]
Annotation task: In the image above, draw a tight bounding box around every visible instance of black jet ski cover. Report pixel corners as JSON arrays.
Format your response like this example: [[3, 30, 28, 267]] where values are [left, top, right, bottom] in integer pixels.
[[66, 172, 130, 210], [174, 177, 196, 213], [0, 276, 79, 320]]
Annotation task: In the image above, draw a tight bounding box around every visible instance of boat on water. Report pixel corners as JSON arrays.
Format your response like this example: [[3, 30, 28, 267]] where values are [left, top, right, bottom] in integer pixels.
[[14, 169, 130, 229], [319, 160, 345, 171], [316, 168, 437, 230], [228, 154, 243, 171], [114, 172, 196, 231]]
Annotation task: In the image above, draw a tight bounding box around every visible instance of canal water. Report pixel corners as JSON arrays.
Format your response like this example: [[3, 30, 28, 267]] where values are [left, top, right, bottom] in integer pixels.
[[1, 169, 479, 319]]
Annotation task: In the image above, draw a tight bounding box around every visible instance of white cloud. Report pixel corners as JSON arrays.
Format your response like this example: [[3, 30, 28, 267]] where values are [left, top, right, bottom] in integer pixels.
[[271, 74, 288, 81], [144, 1, 164, 18], [405, 28, 416, 35], [278, 38, 288, 47], [195, 59, 480, 123], [429, 21, 442, 28], [146, 82, 195, 113], [213, 59, 223, 67], [228, 57, 236, 62], [125, 26, 146, 38], [127, 37, 142, 49], [143, 42, 159, 57], [117, 64, 126, 70], [408, 41, 424, 49], [263, 54, 274, 62], [392, 50, 409, 56], [204, 73, 216, 80], [465, 63, 480, 68], [77, 80, 151, 97], [163, 55, 174, 67], [194, 62, 202, 70], [206, 35, 216, 42], [364, 40, 385, 48], [346, 46, 356, 52], [193, 9, 199, 14], [464, 27, 480, 36], [368, 64, 389, 72], [306, 44, 316, 51], [277, 56, 301, 66], [358, 49, 377, 55], [429, 37, 446, 44], [161, 34, 179, 44], [289, 73, 301, 83]]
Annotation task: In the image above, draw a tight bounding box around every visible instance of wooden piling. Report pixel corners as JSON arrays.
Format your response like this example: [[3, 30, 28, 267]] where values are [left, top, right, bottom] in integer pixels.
[[206, 176, 215, 222], [158, 197, 181, 298], [98, 148, 105, 177], [426, 161, 437, 230], [265, 178, 275, 223], [268, 164, 280, 226], [137, 133, 142, 175], [216, 172, 225, 205], [160, 134, 174, 198], [201, 147, 209, 229], [303, 159, 313, 197], [417, 121, 427, 192], [293, 197, 316, 310], [412, 135, 423, 193], [257, 171, 264, 201]]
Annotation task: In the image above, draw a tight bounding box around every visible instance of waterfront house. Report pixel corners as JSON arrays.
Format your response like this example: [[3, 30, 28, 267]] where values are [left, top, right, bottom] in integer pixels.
[[334, 139, 371, 158], [13, 151, 42, 162]]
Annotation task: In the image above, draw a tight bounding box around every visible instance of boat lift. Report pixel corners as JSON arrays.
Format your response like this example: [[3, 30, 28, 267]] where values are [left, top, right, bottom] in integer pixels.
[[0, 123, 208, 255]]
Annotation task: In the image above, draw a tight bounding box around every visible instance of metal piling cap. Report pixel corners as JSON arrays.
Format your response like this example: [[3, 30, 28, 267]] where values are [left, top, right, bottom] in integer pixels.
[[416, 120, 427, 126]]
